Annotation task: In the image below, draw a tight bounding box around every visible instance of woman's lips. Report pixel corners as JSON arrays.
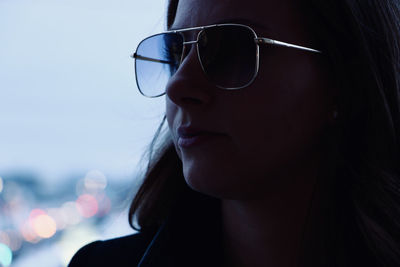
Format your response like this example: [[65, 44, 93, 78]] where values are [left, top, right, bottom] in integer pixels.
[[177, 126, 225, 148], [177, 132, 222, 148]]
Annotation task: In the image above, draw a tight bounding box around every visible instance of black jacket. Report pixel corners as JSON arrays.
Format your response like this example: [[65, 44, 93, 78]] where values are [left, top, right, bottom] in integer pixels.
[[69, 195, 222, 267]]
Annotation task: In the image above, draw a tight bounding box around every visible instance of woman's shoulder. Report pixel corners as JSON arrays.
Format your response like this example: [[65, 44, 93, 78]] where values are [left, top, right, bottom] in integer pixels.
[[68, 232, 152, 267]]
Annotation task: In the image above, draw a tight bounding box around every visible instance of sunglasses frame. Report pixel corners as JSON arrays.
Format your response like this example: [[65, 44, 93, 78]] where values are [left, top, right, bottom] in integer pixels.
[[132, 23, 322, 98]]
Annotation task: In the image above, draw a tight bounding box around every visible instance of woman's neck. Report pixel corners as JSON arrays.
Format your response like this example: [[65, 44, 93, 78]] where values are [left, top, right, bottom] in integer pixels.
[[221, 161, 324, 267]]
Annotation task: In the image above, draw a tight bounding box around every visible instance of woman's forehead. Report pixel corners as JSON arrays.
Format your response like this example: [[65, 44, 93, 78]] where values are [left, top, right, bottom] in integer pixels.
[[171, 0, 308, 40]]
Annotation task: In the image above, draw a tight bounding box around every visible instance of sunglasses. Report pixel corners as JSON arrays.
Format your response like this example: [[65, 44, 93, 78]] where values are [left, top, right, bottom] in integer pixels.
[[132, 23, 322, 98]]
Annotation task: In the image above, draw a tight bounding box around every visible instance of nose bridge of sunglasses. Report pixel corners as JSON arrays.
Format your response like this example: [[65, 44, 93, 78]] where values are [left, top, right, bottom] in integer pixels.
[[183, 40, 198, 45], [176, 38, 199, 65], [174, 26, 214, 57]]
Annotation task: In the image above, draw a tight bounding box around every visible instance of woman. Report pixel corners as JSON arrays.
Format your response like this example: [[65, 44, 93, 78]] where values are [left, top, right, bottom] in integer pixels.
[[69, 0, 400, 266]]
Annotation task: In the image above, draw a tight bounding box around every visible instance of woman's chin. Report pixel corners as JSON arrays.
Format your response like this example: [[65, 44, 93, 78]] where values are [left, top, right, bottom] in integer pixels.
[[183, 169, 261, 200]]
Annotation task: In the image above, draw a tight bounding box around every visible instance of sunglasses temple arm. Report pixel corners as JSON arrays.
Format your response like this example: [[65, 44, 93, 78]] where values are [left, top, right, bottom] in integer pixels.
[[255, 38, 322, 54], [131, 53, 175, 64]]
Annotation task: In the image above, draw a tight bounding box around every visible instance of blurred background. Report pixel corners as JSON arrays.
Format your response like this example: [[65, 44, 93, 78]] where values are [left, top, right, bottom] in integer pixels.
[[0, 0, 166, 266]]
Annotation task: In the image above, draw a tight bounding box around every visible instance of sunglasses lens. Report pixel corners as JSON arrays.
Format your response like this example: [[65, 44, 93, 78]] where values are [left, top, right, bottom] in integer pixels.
[[135, 32, 183, 97], [198, 25, 257, 89]]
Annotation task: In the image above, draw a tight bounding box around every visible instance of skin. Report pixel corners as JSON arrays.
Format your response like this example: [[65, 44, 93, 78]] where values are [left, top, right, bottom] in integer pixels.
[[165, 0, 335, 266]]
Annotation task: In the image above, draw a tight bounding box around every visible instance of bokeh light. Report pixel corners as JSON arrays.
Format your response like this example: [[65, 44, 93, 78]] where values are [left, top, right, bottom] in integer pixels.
[[76, 194, 98, 218], [22, 209, 58, 242], [32, 214, 57, 239], [75, 170, 108, 196], [0, 243, 13, 266], [84, 170, 107, 192]]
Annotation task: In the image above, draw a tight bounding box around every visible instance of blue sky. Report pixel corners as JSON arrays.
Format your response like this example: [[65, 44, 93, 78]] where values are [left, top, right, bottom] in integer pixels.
[[0, 0, 167, 183]]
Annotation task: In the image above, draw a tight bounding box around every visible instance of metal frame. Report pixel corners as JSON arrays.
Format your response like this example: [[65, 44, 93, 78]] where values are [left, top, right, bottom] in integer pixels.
[[132, 23, 322, 97]]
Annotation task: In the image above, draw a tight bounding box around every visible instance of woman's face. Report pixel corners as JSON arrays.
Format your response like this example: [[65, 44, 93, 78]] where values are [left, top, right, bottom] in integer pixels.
[[166, 0, 334, 199]]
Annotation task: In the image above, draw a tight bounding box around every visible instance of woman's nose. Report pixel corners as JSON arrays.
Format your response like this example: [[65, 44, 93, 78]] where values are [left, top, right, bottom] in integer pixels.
[[165, 44, 213, 107]]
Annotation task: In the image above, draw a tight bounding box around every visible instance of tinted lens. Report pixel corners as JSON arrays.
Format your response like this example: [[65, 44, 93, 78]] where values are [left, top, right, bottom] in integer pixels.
[[135, 33, 183, 97], [198, 25, 257, 89]]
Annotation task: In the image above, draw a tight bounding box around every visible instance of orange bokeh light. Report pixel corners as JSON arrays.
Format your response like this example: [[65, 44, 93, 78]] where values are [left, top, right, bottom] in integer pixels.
[[27, 209, 57, 239], [32, 214, 57, 238]]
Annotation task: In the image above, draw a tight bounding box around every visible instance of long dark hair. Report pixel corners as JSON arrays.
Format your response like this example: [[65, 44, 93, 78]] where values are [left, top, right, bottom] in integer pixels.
[[129, 0, 400, 265]]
